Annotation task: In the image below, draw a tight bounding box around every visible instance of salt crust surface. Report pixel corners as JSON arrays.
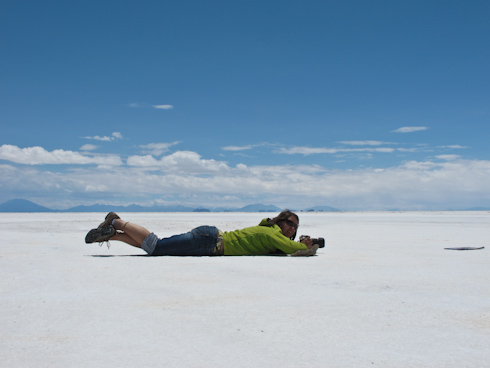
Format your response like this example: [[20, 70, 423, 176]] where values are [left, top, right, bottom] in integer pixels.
[[1, 212, 489, 367]]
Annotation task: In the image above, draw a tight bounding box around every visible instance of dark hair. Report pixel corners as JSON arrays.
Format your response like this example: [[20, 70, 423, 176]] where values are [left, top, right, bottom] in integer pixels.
[[271, 209, 299, 240]]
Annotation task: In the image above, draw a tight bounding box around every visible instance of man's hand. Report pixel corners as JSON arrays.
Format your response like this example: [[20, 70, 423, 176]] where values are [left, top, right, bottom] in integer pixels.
[[290, 244, 319, 257]]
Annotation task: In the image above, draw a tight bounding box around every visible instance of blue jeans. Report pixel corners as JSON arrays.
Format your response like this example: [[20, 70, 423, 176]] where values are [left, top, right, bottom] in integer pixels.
[[142, 226, 219, 256]]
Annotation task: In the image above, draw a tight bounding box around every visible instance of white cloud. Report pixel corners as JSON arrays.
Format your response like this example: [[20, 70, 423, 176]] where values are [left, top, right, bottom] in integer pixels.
[[125, 155, 159, 167], [392, 126, 428, 133], [84, 135, 112, 142], [338, 141, 392, 146], [129, 103, 173, 110], [85, 184, 109, 192], [277, 146, 395, 155], [84, 132, 123, 141], [222, 145, 254, 151], [397, 148, 419, 152], [3, 156, 490, 211], [80, 144, 98, 151], [127, 151, 231, 174], [437, 145, 468, 149], [436, 154, 460, 161], [140, 142, 181, 156], [3, 141, 490, 210], [0, 145, 123, 166]]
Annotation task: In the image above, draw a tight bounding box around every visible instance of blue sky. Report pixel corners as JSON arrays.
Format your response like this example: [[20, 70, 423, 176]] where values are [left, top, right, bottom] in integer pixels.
[[1, 0, 489, 210]]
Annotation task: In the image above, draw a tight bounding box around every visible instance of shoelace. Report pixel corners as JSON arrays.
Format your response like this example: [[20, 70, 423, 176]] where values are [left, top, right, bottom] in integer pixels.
[[98, 240, 111, 249]]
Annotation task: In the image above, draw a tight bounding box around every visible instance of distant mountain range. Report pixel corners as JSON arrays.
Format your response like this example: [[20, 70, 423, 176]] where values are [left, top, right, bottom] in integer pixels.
[[0, 199, 343, 213]]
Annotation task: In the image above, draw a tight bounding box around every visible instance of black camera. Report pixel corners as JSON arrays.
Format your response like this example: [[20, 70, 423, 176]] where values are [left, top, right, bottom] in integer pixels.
[[300, 235, 325, 248]]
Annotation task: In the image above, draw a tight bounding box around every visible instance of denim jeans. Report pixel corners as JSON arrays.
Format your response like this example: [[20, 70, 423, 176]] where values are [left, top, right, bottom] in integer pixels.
[[142, 225, 219, 256]]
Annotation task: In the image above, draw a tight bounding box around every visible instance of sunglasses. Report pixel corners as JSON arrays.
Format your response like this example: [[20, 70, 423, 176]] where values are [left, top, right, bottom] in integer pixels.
[[284, 219, 299, 230]]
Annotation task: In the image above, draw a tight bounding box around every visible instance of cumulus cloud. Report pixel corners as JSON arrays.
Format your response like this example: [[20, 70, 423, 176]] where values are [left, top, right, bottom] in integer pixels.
[[140, 142, 181, 156], [84, 132, 123, 141], [2, 140, 490, 210], [392, 126, 428, 133], [127, 151, 231, 174], [2, 156, 490, 211], [0, 145, 123, 166]]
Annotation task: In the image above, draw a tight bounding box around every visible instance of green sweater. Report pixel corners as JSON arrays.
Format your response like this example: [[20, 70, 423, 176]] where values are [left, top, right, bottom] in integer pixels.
[[222, 218, 308, 255]]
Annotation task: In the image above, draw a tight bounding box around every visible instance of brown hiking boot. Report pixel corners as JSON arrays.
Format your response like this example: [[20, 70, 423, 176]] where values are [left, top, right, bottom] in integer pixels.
[[98, 212, 120, 228], [85, 225, 116, 243]]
